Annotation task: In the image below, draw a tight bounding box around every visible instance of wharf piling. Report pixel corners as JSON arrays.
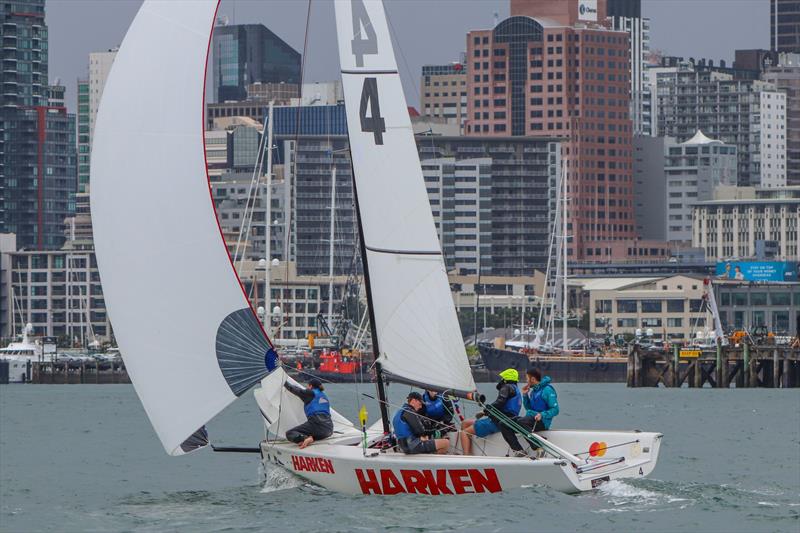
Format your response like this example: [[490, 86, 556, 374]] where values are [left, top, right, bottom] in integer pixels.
[[627, 345, 800, 388], [30, 361, 130, 384]]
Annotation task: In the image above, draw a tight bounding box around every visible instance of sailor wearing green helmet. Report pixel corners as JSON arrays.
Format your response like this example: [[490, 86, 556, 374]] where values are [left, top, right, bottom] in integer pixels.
[[459, 368, 522, 455]]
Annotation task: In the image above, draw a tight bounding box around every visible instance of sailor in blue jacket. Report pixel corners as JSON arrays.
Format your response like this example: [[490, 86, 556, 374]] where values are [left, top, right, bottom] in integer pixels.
[[284, 378, 333, 449], [500, 367, 559, 453], [460, 368, 522, 455], [393, 392, 450, 454], [421, 389, 455, 434]]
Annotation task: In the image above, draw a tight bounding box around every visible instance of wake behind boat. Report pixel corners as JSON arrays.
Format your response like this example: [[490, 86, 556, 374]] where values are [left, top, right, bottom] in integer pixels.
[[90, 0, 662, 495]]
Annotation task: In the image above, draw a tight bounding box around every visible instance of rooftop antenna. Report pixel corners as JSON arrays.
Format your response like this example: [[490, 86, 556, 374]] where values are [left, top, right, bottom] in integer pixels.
[[493, 11, 499, 27]]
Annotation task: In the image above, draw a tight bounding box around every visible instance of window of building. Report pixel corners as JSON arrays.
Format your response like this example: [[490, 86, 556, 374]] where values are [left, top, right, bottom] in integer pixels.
[[616, 300, 637, 313], [770, 292, 790, 306], [641, 300, 662, 313], [667, 317, 683, 327], [666, 300, 684, 313], [595, 300, 612, 313], [750, 292, 767, 306], [642, 318, 662, 327], [617, 318, 636, 328], [689, 299, 704, 312]]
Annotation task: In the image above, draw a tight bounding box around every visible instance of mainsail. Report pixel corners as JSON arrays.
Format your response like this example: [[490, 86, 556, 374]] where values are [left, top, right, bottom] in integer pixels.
[[91, 0, 274, 456], [333, 0, 475, 395]]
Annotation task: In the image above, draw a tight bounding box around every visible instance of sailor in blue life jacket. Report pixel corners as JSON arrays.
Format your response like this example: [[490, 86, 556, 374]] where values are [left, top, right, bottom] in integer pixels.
[[393, 392, 450, 455], [500, 367, 560, 454], [421, 389, 455, 434], [284, 378, 334, 449], [459, 368, 522, 455]]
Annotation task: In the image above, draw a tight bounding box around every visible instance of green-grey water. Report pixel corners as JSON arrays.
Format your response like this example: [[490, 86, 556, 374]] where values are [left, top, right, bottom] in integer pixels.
[[1, 383, 798, 532]]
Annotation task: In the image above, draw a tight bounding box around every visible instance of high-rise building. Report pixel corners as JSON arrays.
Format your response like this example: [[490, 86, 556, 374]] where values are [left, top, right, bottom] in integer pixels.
[[655, 66, 787, 187], [607, 0, 652, 135], [77, 48, 117, 195], [420, 62, 468, 133], [418, 136, 560, 276], [664, 131, 738, 244], [771, 0, 800, 53], [1, 0, 77, 251], [465, 12, 635, 260], [212, 23, 301, 103], [762, 53, 800, 186]]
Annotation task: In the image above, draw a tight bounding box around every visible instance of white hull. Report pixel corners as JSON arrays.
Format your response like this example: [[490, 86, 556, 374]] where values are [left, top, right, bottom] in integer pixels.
[[1, 357, 34, 383], [260, 428, 662, 495]]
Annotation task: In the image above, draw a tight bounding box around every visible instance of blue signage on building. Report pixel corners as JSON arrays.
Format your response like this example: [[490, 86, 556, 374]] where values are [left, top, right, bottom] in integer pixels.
[[715, 261, 799, 282]]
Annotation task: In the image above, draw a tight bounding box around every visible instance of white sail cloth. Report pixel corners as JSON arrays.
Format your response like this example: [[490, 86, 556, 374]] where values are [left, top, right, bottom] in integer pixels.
[[333, 0, 475, 393], [91, 0, 272, 456]]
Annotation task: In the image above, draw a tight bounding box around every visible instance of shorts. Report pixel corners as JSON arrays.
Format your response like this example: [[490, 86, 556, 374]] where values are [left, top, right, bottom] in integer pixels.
[[398, 436, 436, 454], [474, 417, 500, 438]]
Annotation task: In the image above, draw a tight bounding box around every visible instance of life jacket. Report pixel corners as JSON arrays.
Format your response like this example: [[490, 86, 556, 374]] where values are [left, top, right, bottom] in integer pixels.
[[500, 383, 522, 417], [392, 404, 414, 439], [529, 384, 553, 413], [423, 391, 446, 420], [304, 388, 331, 418]]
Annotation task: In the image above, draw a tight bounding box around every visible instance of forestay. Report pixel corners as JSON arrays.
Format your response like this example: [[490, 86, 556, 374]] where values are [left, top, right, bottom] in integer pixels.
[[333, 0, 475, 394], [91, 0, 274, 456]]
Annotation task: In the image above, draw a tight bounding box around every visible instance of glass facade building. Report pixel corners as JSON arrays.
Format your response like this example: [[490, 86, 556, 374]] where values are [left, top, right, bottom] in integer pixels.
[[212, 24, 301, 103], [1, 0, 77, 251]]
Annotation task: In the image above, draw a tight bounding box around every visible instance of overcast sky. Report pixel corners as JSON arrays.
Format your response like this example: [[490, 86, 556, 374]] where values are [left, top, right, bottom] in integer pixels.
[[47, 0, 770, 112]]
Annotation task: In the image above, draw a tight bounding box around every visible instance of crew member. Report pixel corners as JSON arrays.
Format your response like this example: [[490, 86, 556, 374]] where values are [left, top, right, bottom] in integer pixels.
[[500, 368, 560, 453], [422, 389, 455, 434], [284, 378, 333, 449], [393, 392, 450, 455], [460, 368, 521, 455]]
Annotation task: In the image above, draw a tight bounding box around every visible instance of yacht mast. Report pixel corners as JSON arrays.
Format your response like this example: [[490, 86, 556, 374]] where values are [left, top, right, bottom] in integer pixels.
[[264, 101, 274, 328], [327, 166, 337, 325], [562, 164, 568, 352]]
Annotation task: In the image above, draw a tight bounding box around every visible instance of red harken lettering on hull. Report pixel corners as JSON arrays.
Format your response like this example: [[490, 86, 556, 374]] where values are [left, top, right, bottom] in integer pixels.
[[355, 468, 502, 495], [291, 455, 335, 474]]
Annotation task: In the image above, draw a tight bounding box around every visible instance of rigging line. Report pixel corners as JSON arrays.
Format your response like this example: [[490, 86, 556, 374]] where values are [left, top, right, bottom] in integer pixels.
[[232, 116, 268, 267]]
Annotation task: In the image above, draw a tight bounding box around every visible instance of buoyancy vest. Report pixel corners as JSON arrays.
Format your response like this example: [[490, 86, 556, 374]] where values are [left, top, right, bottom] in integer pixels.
[[501, 383, 522, 417], [423, 392, 446, 420], [530, 385, 552, 413], [304, 388, 331, 417], [392, 404, 414, 439]]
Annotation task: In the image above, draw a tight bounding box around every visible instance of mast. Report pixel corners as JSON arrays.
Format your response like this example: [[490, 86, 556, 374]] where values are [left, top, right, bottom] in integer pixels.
[[562, 164, 568, 352], [264, 101, 274, 328], [327, 166, 336, 326], [349, 151, 391, 434]]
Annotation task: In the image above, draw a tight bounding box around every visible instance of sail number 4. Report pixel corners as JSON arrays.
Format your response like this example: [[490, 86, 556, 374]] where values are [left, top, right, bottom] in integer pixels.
[[359, 78, 385, 145]]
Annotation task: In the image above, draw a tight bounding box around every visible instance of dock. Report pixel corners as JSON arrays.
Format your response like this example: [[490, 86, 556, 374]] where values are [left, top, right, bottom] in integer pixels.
[[627, 344, 800, 388]]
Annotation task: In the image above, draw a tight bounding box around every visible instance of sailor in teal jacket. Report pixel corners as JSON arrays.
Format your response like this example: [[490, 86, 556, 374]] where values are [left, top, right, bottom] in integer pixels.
[[522, 370, 559, 430], [499, 368, 559, 454]]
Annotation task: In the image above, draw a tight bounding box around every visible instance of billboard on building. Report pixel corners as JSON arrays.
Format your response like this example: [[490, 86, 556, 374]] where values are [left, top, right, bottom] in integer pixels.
[[578, 0, 598, 21], [715, 261, 799, 282]]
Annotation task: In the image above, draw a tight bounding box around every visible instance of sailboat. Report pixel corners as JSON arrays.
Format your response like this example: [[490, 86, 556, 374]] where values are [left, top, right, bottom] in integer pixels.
[[91, 0, 662, 494]]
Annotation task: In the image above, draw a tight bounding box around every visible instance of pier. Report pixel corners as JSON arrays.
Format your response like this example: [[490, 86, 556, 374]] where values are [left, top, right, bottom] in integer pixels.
[[627, 345, 800, 388], [29, 361, 130, 384]]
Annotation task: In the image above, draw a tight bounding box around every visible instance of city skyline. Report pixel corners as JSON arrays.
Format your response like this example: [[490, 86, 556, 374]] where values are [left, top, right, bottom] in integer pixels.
[[48, 0, 771, 112]]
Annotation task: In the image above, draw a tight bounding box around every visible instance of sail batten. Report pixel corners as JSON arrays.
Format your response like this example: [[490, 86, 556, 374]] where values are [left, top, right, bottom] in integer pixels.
[[91, 0, 272, 456], [334, 0, 476, 394]]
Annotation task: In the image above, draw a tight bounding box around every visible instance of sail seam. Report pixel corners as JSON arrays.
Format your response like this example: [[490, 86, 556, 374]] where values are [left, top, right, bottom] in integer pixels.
[[365, 246, 441, 256], [340, 69, 398, 74]]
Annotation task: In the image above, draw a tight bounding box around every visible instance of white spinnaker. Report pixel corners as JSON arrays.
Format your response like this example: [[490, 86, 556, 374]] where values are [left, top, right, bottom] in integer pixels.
[[333, 0, 475, 393], [91, 0, 270, 456]]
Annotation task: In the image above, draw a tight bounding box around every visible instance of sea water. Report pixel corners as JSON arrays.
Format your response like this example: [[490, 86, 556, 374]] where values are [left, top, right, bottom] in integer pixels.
[[1, 383, 798, 532]]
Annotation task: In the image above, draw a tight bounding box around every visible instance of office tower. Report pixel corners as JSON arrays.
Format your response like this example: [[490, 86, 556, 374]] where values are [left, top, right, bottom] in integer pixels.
[[655, 66, 787, 187], [664, 131, 738, 244], [762, 53, 800, 186], [465, 11, 635, 260], [420, 61, 468, 133], [212, 23, 301, 103], [1, 0, 77, 250], [607, 0, 651, 135], [771, 0, 800, 53]]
